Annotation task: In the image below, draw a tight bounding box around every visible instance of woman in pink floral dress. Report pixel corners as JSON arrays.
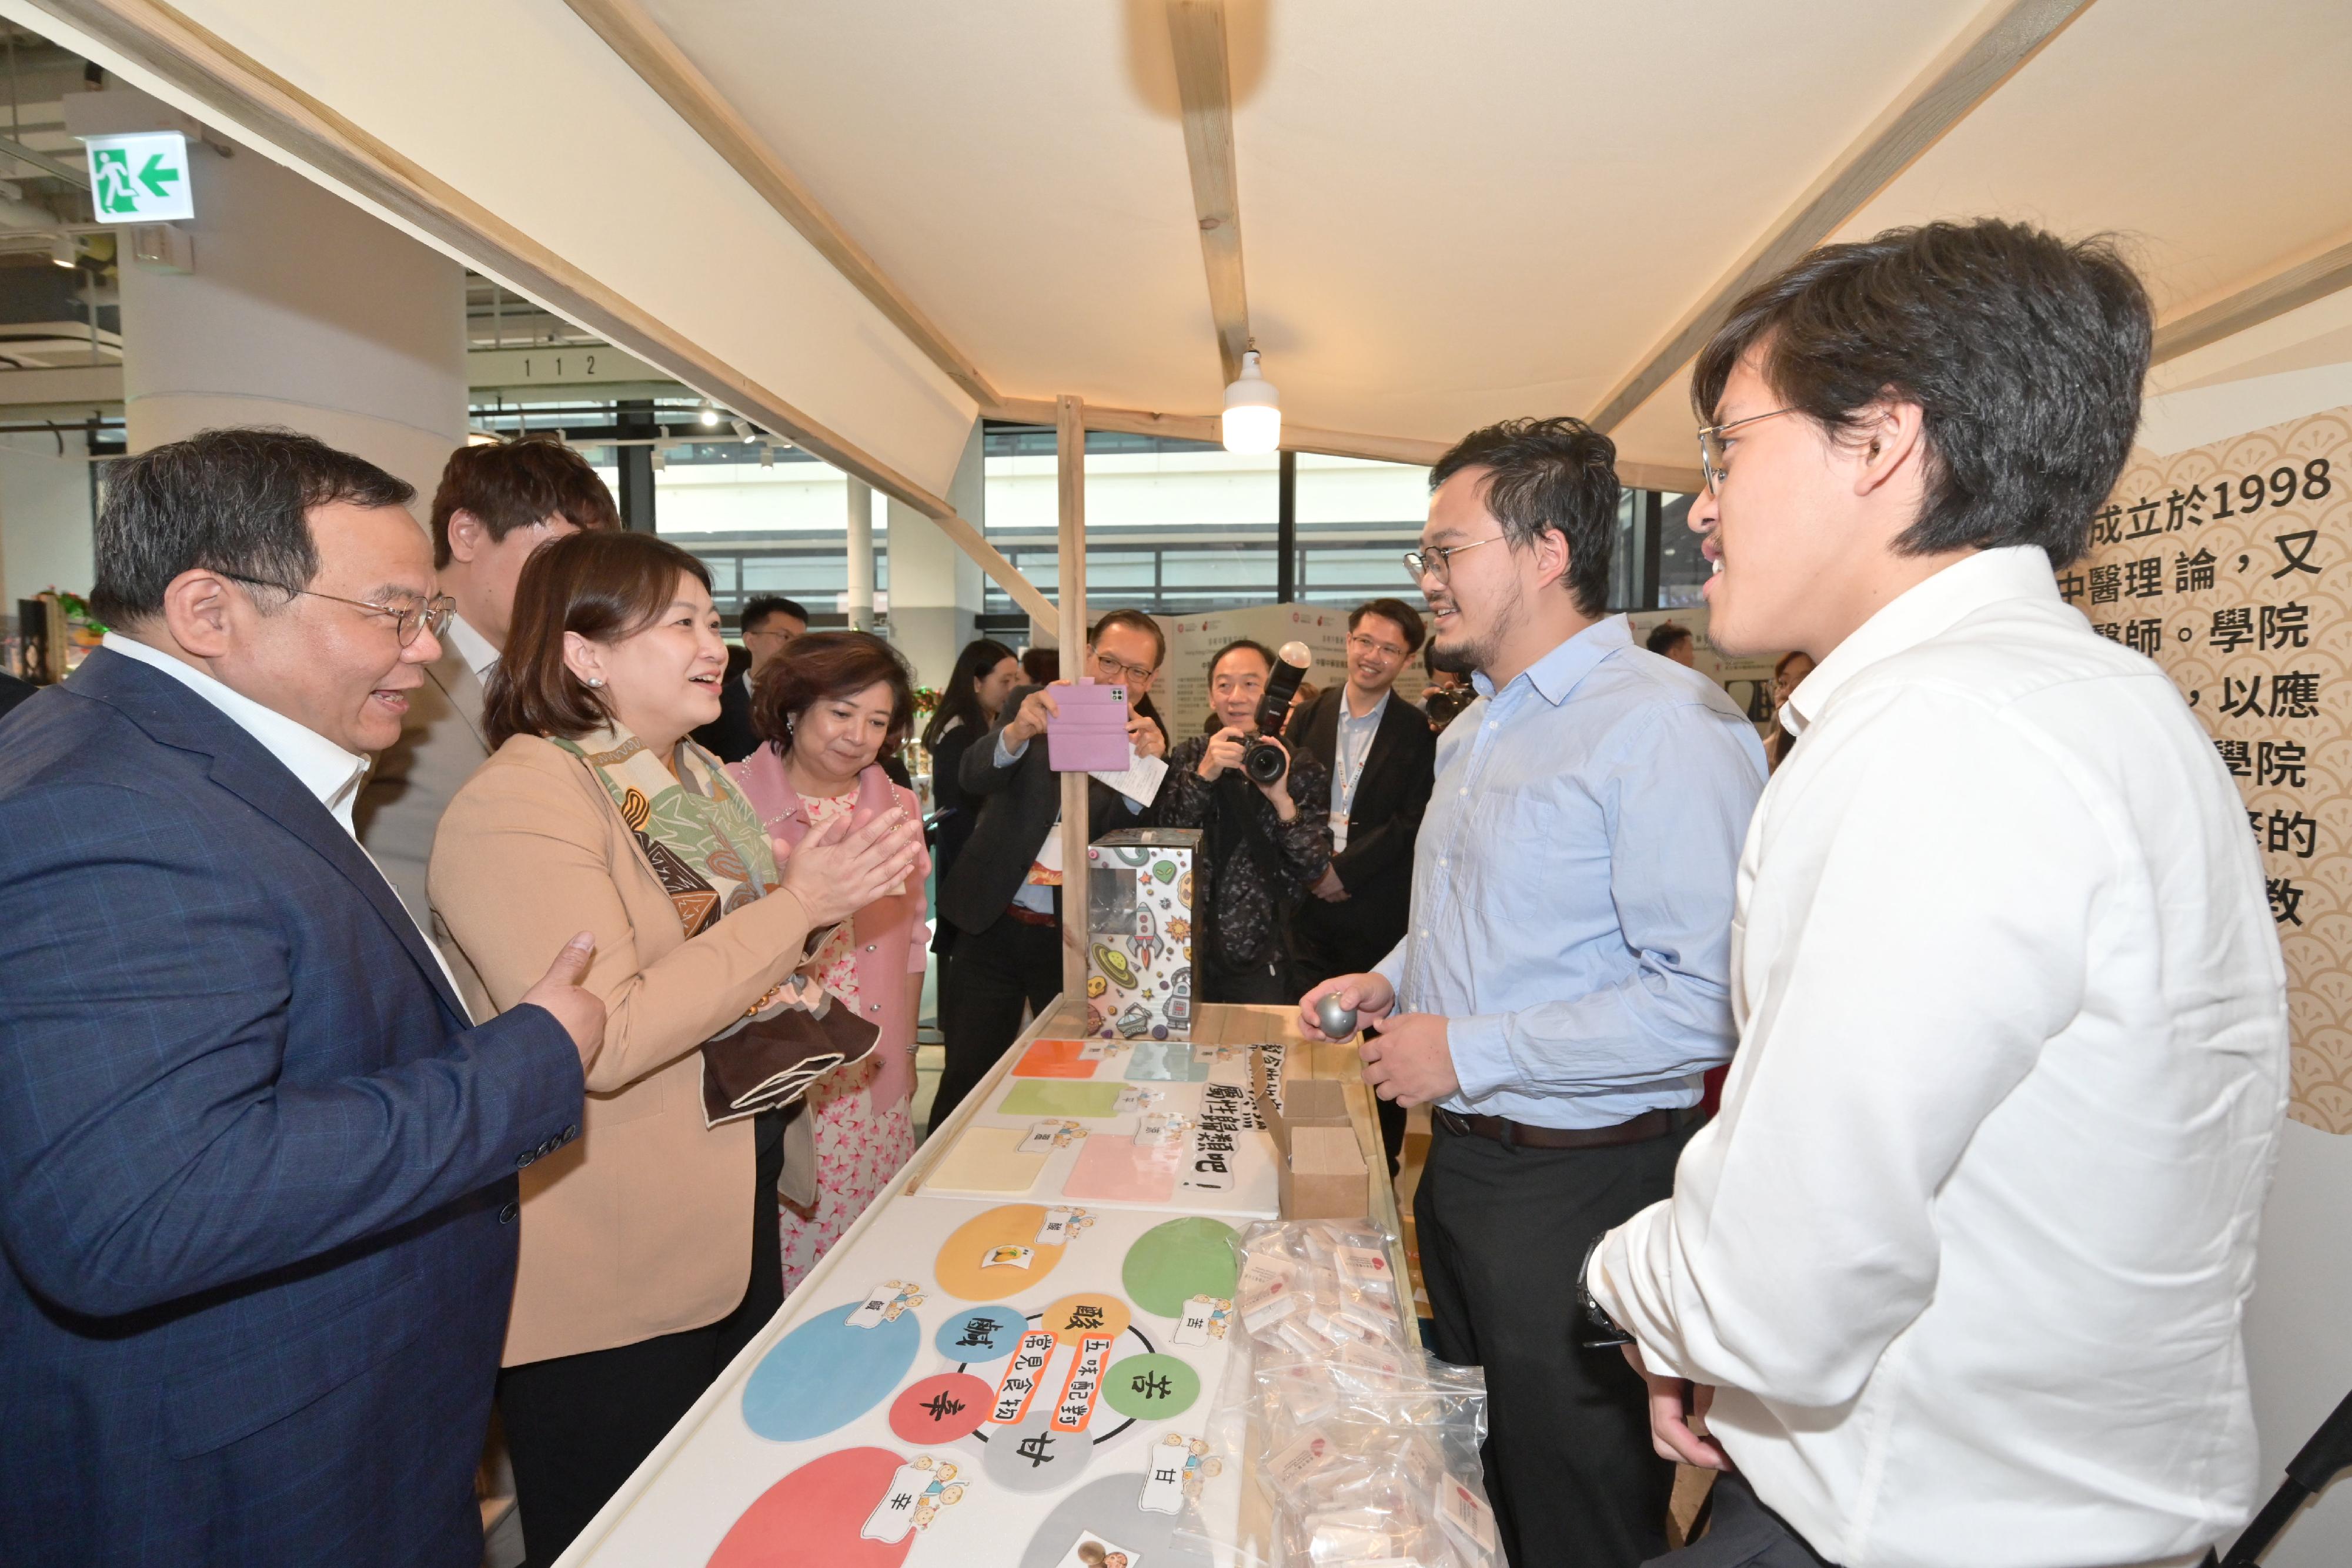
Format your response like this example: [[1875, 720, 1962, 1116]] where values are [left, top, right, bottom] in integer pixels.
[[727, 632, 930, 1294]]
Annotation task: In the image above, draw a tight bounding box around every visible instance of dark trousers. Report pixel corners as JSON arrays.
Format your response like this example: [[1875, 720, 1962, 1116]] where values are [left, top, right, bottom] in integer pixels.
[[499, 1111, 787, 1566], [933, 911, 1061, 1136], [1200, 947, 1293, 1005], [1645, 1476, 1839, 1567], [1415, 1115, 1699, 1568]]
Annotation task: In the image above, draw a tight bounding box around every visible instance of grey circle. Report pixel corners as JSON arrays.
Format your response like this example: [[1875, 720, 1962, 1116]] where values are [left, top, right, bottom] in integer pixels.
[[1317, 992, 1358, 1037], [1017, 1473, 1214, 1568], [983, 1409, 1094, 1494]]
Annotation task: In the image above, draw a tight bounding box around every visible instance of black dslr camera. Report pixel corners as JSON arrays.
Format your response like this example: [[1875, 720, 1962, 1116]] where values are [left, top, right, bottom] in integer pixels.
[[1244, 642, 1314, 785]]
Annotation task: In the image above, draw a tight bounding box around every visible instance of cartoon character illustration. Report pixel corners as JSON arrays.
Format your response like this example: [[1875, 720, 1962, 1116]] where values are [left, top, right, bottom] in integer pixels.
[[909, 1456, 965, 1530], [1152, 860, 1177, 883], [883, 1282, 925, 1319], [1135, 907, 1158, 969], [1087, 972, 1108, 998], [1167, 917, 1191, 941], [1170, 965, 1192, 999], [1116, 1001, 1154, 1039], [1075, 1545, 1127, 1568], [1204, 1298, 1234, 1339], [1041, 1118, 1085, 1148], [1178, 1436, 1223, 1502], [1060, 1207, 1098, 1239], [1093, 943, 1138, 989]]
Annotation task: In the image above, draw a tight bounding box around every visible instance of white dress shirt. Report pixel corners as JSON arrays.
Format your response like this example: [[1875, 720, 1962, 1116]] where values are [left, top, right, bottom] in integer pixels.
[[103, 632, 472, 1013], [441, 611, 500, 684], [1590, 547, 2288, 1567]]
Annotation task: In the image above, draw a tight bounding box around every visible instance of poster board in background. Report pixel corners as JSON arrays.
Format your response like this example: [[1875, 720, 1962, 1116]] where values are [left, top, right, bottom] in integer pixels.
[[2069, 404, 2352, 1135], [1153, 604, 1362, 739]]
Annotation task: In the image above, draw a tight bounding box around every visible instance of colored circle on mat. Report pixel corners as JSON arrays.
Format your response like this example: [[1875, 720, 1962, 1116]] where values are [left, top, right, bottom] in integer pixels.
[[935, 1304, 1028, 1363], [741, 1303, 921, 1441], [1040, 1290, 1131, 1345], [706, 1446, 914, 1568], [1015, 1472, 1212, 1568], [888, 1373, 993, 1443], [983, 1409, 1093, 1494], [1120, 1216, 1241, 1317], [1102, 1353, 1199, 1420], [934, 1204, 1068, 1300]]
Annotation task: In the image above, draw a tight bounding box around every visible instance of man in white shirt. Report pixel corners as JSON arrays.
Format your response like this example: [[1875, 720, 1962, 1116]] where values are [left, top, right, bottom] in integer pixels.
[[359, 438, 616, 930], [0, 426, 609, 1566], [1583, 220, 2290, 1567]]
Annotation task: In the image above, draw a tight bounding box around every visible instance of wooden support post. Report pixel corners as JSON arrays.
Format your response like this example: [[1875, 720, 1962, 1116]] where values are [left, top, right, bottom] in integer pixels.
[[1056, 395, 1090, 1009]]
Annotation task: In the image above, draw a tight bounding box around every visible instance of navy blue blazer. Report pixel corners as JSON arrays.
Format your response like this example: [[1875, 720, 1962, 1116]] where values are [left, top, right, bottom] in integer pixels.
[[0, 649, 586, 1567]]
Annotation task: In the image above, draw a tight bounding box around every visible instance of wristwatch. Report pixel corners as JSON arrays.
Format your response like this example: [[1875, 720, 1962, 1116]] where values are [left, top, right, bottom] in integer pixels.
[[1575, 1233, 1633, 1350]]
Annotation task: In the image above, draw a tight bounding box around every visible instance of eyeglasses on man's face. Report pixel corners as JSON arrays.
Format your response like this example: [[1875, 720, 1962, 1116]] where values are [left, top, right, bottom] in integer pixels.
[[1402, 534, 1505, 584], [1696, 406, 1798, 495], [1091, 649, 1157, 686], [1347, 631, 1408, 662], [220, 572, 455, 647]]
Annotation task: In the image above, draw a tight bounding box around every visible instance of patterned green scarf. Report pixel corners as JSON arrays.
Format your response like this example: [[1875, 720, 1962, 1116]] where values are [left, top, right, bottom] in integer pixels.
[[552, 723, 876, 1124], [552, 723, 776, 936]]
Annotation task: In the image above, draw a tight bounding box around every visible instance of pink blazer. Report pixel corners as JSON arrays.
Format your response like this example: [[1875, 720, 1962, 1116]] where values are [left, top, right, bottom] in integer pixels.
[[726, 746, 930, 1057]]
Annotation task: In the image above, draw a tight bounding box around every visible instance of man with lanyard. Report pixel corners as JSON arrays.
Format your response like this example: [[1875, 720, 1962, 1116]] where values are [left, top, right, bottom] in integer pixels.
[[1584, 222, 2288, 1567], [1300, 418, 1765, 1567], [1290, 597, 1437, 1174]]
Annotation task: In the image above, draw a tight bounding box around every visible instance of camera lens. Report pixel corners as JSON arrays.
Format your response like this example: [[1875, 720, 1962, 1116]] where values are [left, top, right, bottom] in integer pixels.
[[1243, 737, 1285, 784]]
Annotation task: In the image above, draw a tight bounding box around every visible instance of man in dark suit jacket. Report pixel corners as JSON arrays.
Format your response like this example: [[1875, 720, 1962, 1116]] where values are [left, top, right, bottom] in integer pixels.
[[0, 429, 603, 1568], [930, 610, 1170, 1133], [1290, 599, 1438, 1174], [0, 667, 35, 721], [693, 594, 807, 763]]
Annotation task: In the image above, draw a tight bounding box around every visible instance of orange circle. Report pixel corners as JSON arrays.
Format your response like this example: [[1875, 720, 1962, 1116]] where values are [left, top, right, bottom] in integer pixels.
[[933, 1204, 1068, 1300], [1039, 1290, 1131, 1345]]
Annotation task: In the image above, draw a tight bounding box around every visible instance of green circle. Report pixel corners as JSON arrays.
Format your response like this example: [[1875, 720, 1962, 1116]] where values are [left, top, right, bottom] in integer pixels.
[[1103, 1353, 1200, 1419], [1120, 1216, 1240, 1317]]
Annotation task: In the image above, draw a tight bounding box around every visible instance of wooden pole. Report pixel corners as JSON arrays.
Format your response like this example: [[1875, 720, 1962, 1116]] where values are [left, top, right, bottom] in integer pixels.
[[844, 476, 876, 630], [1056, 395, 1089, 1012]]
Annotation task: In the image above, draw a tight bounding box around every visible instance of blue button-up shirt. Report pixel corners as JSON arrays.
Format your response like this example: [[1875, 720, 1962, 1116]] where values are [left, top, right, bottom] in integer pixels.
[[1375, 616, 1765, 1128]]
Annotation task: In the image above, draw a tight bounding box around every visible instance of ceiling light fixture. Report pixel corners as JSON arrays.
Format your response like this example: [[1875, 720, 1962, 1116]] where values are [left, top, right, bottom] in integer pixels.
[[729, 418, 753, 442], [1221, 349, 1281, 455], [48, 234, 75, 269], [757, 443, 774, 469], [698, 399, 719, 427]]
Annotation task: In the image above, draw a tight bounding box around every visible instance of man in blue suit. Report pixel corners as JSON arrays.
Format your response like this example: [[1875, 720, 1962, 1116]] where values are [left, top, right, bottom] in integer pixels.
[[0, 428, 605, 1566]]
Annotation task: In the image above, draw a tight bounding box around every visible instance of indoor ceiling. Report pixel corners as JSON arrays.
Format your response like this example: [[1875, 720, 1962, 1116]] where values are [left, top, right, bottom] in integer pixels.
[[643, 0, 2352, 475]]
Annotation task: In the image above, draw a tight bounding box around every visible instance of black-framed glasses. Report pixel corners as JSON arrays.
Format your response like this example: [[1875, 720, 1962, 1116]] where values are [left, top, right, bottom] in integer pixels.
[[1696, 406, 1798, 494], [1091, 649, 1157, 686], [219, 572, 455, 648], [1403, 535, 1504, 583], [1346, 631, 1408, 661]]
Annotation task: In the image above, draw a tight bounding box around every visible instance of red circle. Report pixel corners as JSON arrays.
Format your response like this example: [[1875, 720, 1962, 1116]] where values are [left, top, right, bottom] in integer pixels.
[[706, 1447, 916, 1568], [886, 1373, 994, 1443]]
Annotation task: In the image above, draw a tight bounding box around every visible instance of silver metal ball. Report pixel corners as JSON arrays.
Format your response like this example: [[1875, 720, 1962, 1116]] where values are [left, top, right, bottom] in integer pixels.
[[1316, 993, 1358, 1038]]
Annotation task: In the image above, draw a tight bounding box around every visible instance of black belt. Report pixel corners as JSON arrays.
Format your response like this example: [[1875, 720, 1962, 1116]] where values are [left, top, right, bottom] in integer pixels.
[[1434, 1102, 1702, 1151]]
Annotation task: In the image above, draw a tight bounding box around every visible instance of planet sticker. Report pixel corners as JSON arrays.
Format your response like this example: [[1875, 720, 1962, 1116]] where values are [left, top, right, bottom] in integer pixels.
[[1093, 945, 1137, 989]]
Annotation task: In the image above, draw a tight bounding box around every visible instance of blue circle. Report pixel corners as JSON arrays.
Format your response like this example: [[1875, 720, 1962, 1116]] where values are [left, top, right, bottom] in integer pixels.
[[935, 1303, 1029, 1365], [741, 1301, 921, 1441]]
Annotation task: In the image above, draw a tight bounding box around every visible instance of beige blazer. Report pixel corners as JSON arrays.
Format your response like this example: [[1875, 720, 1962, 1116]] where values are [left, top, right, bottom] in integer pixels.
[[430, 731, 818, 1366], [358, 641, 491, 934]]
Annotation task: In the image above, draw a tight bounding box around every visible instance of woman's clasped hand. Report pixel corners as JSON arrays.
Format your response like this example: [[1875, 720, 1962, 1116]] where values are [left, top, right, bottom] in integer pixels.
[[773, 807, 924, 927]]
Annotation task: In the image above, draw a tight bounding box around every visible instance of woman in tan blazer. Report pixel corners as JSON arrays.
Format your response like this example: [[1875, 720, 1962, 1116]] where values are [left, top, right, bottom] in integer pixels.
[[430, 531, 920, 1564]]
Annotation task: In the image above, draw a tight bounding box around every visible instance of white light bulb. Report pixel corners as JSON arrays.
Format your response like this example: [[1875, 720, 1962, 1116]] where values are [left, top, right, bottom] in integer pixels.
[[1221, 350, 1281, 456], [698, 399, 718, 427]]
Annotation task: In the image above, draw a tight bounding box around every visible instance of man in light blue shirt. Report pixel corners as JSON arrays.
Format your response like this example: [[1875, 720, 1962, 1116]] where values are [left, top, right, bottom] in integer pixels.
[[1301, 417, 1763, 1568]]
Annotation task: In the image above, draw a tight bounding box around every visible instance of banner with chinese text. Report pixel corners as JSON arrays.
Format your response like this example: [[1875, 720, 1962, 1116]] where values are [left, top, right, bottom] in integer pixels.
[[2066, 405, 2352, 1132]]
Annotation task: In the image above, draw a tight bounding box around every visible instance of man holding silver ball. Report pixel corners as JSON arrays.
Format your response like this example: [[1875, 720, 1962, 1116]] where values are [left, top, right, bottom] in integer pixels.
[[1299, 417, 1765, 1568]]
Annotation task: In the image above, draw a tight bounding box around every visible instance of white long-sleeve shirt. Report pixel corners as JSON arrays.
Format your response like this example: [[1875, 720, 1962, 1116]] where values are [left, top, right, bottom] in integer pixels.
[[1589, 547, 2288, 1568]]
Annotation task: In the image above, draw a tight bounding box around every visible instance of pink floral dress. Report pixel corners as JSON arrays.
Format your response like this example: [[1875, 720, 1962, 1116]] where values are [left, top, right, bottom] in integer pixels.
[[779, 789, 916, 1295]]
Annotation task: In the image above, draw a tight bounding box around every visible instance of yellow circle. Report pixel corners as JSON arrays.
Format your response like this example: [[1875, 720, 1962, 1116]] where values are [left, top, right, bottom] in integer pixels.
[[933, 1204, 1068, 1300], [1039, 1290, 1131, 1345]]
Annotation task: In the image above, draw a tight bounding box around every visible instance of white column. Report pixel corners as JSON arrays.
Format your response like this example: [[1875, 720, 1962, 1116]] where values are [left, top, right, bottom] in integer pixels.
[[844, 476, 876, 631], [885, 417, 986, 687], [81, 90, 466, 507]]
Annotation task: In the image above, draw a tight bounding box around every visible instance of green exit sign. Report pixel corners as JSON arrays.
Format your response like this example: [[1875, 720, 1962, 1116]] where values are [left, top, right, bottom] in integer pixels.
[[81, 131, 193, 223]]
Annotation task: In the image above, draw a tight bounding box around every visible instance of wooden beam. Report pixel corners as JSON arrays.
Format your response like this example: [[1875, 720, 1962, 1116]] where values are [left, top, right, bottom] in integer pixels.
[[559, 0, 998, 407], [25, 0, 1058, 625], [1165, 0, 1251, 386], [1056, 394, 1091, 1009], [2152, 234, 2352, 365], [1586, 0, 2094, 434]]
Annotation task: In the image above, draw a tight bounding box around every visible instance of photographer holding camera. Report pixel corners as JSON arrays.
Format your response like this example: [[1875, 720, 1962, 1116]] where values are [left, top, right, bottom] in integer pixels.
[[1151, 638, 1332, 1004]]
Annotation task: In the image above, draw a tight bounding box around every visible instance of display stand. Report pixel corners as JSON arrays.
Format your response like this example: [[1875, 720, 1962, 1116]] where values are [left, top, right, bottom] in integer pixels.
[[556, 1000, 1404, 1567]]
